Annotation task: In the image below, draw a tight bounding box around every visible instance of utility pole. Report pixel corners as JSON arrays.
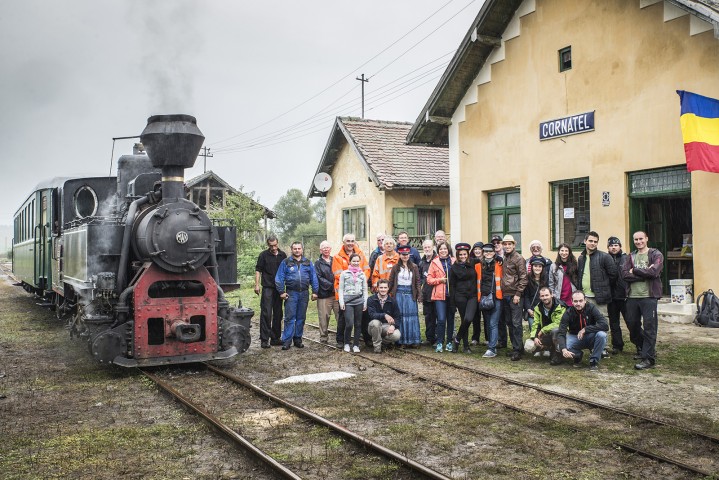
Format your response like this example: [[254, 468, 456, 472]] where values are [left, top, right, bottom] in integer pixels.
[[198, 146, 213, 173], [356, 73, 369, 119]]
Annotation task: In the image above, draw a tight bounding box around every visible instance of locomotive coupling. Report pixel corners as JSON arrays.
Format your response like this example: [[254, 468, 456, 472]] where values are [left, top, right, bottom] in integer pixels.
[[171, 320, 202, 343]]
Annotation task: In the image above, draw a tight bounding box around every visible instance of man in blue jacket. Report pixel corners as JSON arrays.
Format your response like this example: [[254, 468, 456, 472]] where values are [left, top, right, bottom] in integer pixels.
[[275, 242, 319, 350]]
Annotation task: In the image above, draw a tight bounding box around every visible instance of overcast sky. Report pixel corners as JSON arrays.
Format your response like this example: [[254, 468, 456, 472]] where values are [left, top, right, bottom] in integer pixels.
[[0, 0, 480, 225]]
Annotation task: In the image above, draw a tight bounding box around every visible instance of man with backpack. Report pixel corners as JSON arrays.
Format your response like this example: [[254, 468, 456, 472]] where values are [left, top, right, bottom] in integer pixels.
[[621, 231, 664, 370]]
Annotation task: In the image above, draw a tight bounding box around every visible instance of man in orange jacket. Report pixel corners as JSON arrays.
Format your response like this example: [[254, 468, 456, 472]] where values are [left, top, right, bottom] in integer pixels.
[[332, 234, 370, 346]]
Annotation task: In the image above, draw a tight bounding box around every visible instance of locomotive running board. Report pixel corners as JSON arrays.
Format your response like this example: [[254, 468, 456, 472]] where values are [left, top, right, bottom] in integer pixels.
[[112, 347, 238, 367]]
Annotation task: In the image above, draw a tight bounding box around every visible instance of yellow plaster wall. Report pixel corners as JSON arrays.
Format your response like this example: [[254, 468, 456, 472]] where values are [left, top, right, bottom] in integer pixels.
[[325, 142, 385, 255], [456, 0, 719, 292]]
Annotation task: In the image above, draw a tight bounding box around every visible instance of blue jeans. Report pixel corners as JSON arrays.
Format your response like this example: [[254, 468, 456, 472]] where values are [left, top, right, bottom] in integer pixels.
[[566, 331, 607, 363], [484, 299, 502, 352], [434, 300, 454, 345], [281, 290, 309, 344]]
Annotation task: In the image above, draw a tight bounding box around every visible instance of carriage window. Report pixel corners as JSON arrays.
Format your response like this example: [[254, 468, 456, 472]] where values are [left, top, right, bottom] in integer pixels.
[[74, 186, 98, 218]]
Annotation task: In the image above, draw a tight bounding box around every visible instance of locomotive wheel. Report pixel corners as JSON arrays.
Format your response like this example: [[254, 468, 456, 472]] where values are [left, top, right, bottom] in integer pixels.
[[221, 323, 251, 354], [91, 331, 127, 364]]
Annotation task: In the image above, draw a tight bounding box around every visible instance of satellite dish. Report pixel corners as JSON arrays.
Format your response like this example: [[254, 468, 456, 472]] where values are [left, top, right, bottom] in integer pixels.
[[313, 173, 333, 193]]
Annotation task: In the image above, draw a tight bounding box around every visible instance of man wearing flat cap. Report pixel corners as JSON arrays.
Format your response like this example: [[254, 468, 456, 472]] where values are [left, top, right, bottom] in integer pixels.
[[500, 234, 528, 361]]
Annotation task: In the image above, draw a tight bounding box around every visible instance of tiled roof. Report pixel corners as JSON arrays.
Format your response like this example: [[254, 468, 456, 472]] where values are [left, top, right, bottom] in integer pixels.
[[340, 118, 448, 189], [309, 117, 448, 197]]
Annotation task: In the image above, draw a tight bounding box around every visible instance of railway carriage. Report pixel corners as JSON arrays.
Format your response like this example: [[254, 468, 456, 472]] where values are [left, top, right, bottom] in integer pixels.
[[11, 115, 252, 366]]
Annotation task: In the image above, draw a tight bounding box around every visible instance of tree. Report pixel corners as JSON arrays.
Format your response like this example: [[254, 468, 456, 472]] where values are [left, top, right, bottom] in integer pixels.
[[273, 188, 313, 241], [312, 198, 326, 223], [208, 189, 266, 278], [293, 219, 327, 260]]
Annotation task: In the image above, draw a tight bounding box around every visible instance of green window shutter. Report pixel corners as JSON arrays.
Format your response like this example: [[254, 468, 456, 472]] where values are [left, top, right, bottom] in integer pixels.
[[392, 208, 417, 236]]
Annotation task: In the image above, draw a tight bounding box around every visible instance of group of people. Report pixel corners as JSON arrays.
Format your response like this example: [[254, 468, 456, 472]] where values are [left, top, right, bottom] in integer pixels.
[[254, 228, 663, 370]]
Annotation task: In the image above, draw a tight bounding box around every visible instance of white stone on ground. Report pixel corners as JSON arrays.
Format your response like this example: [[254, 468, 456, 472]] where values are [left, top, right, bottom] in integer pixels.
[[274, 371, 355, 384]]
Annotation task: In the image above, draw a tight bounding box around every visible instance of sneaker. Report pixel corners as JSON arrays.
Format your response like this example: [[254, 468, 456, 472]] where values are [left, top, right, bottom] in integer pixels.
[[435, 343, 443, 353], [533, 352, 541, 357], [261, 341, 270, 349], [635, 359, 655, 370], [445, 342, 453, 353], [601, 349, 610, 359], [343, 344, 350, 353], [543, 351, 551, 357], [611, 347, 622, 355], [352, 345, 360, 353], [589, 360, 598, 371], [511, 352, 522, 361], [550, 356, 563, 366], [270, 339, 283, 346], [573, 357, 582, 368], [482, 350, 497, 358]]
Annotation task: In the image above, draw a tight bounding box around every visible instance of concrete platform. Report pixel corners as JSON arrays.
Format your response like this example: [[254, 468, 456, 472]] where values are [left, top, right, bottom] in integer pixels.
[[658, 301, 696, 324]]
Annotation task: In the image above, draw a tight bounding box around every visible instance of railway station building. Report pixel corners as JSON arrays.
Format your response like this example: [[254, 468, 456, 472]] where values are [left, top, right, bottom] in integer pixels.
[[407, 0, 719, 305], [309, 117, 449, 254]]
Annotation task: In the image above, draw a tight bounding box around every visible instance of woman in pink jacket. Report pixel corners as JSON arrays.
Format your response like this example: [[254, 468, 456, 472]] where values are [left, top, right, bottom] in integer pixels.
[[427, 241, 455, 352]]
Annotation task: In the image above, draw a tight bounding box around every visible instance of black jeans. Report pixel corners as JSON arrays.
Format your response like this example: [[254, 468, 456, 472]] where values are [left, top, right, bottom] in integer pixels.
[[423, 301, 437, 344], [260, 287, 283, 343], [607, 299, 627, 351], [343, 303, 364, 347], [503, 297, 524, 353], [625, 297, 658, 362], [455, 296, 478, 347]]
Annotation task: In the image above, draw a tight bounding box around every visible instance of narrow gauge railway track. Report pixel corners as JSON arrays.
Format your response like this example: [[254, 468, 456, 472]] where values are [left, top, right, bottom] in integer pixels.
[[303, 322, 715, 477], [141, 365, 451, 480]]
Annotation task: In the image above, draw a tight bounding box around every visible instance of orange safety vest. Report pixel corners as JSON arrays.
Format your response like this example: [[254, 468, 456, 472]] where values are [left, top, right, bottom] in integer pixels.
[[371, 252, 399, 290], [475, 261, 503, 301]]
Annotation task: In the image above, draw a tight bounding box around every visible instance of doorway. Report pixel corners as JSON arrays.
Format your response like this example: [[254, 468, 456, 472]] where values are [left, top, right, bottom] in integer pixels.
[[628, 166, 692, 294]]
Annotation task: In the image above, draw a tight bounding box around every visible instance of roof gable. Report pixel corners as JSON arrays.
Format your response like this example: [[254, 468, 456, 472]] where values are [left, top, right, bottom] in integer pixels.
[[309, 117, 448, 197], [407, 0, 719, 146]]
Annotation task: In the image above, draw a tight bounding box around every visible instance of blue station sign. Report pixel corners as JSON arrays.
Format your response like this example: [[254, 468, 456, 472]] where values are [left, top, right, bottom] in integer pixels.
[[539, 111, 595, 141]]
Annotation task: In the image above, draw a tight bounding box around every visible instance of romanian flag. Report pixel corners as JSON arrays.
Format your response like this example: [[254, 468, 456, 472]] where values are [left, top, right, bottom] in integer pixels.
[[677, 90, 719, 173]]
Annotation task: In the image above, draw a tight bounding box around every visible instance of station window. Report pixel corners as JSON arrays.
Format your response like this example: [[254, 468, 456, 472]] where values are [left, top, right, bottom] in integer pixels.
[[559, 46, 572, 72], [342, 206, 366, 240], [488, 189, 522, 251], [551, 178, 589, 249]]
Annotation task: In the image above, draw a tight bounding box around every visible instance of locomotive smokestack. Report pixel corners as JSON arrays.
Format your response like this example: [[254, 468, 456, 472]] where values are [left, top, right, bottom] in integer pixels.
[[140, 114, 204, 201]]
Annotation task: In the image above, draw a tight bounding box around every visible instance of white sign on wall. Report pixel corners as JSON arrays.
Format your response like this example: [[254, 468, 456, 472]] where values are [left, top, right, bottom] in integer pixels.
[[563, 208, 575, 219]]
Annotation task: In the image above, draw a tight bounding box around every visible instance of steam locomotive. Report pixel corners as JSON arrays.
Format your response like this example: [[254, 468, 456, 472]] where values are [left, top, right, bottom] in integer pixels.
[[11, 115, 252, 366]]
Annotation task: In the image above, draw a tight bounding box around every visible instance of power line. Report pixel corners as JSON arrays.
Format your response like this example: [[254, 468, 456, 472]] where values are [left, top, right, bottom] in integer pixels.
[[210, 0, 459, 147], [211, 52, 453, 153], [214, 71, 445, 154]]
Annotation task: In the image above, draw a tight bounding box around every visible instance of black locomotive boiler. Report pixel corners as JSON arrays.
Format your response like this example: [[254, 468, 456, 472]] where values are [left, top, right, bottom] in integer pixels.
[[11, 115, 251, 366]]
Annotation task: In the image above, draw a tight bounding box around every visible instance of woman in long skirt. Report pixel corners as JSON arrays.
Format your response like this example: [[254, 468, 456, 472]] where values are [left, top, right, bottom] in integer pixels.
[[388, 245, 422, 347]]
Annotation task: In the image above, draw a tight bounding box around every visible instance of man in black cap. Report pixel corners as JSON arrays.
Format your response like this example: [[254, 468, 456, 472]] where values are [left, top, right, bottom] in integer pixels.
[[491, 234, 504, 258], [607, 236, 628, 354]]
